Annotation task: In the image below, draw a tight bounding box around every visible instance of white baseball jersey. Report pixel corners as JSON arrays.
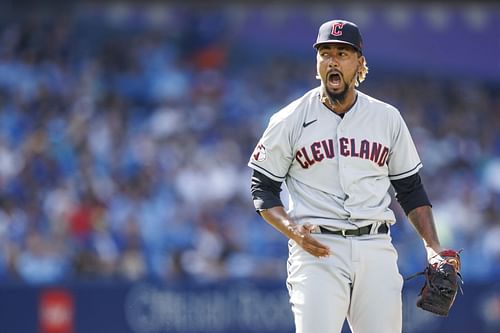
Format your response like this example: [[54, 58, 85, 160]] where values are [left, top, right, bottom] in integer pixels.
[[248, 87, 422, 229]]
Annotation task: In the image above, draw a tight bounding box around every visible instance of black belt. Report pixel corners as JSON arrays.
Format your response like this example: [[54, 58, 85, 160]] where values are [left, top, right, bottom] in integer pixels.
[[319, 223, 389, 237]]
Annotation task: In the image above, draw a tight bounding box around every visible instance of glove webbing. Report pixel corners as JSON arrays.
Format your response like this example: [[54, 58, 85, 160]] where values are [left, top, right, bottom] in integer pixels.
[[405, 249, 464, 295], [405, 266, 464, 295]]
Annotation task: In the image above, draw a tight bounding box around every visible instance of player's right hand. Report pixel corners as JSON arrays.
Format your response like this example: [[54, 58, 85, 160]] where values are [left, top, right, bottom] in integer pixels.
[[289, 223, 331, 258]]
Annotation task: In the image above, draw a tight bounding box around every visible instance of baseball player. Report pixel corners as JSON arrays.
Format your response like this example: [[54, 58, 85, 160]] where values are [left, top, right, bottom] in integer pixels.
[[249, 20, 446, 333]]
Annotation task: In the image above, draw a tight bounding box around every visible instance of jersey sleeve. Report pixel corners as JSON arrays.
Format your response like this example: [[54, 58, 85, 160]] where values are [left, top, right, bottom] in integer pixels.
[[248, 115, 294, 182], [387, 112, 422, 180]]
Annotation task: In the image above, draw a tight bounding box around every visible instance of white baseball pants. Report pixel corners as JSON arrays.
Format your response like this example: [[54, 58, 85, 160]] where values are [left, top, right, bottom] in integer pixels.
[[286, 233, 403, 333]]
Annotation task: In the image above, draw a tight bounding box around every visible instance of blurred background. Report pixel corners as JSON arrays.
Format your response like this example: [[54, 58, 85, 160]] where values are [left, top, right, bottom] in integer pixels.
[[0, 1, 499, 333]]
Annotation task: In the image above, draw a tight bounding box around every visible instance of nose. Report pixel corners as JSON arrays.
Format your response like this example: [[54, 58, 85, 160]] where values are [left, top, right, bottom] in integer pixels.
[[328, 56, 339, 68]]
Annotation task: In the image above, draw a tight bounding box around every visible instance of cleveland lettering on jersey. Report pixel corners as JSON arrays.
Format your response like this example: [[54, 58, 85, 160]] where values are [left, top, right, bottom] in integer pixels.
[[295, 139, 335, 168], [295, 137, 389, 168]]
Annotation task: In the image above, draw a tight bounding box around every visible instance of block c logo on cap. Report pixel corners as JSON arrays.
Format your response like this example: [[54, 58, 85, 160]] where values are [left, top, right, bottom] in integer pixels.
[[331, 22, 345, 36]]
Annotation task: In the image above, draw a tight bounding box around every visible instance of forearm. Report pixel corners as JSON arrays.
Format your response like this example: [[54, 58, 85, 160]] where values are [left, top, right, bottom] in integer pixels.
[[407, 205, 443, 258], [251, 170, 329, 257], [259, 206, 330, 257], [259, 206, 299, 241]]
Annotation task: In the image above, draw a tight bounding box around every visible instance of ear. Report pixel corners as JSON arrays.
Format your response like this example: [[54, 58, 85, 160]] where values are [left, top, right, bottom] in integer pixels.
[[358, 55, 365, 69]]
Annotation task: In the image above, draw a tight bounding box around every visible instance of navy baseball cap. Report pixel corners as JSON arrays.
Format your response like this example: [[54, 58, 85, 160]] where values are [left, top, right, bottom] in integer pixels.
[[313, 20, 363, 54]]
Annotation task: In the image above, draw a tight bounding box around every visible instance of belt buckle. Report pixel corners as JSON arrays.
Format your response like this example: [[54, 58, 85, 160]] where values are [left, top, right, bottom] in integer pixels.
[[341, 229, 347, 237]]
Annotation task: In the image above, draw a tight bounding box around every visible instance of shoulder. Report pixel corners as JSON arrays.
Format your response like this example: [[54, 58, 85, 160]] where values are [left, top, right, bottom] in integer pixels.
[[357, 90, 400, 117], [268, 87, 320, 126], [356, 90, 406, 129]]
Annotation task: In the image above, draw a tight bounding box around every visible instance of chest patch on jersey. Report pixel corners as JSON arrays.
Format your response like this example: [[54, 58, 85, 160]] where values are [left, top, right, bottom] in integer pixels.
[[252, 143, 267, 162], [295, 137, 389, 169]]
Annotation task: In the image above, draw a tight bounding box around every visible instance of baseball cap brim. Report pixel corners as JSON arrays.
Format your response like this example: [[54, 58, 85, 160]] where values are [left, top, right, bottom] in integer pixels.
[[313, 40, 362, 53]]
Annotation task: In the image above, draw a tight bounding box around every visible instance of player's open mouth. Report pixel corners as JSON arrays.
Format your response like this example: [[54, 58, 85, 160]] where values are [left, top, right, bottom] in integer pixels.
[[327, 72, 342, 89]]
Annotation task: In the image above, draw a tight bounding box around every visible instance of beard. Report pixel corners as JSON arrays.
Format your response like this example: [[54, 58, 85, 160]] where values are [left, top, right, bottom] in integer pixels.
[[325, 83, 349, 105]]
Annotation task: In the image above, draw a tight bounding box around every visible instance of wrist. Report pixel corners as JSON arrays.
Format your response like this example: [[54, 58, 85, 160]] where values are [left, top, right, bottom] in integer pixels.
[[283, 220, 299, 238], [425, 245, 443, 261]]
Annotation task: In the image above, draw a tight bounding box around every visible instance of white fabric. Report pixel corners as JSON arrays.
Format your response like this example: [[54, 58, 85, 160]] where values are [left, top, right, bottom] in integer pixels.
[[249, 88, 422, 229], [287, 234, 403, 333]]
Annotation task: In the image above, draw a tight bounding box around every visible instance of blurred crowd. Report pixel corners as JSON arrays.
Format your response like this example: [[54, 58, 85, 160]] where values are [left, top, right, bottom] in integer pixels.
[[0, 6, 499, 285]]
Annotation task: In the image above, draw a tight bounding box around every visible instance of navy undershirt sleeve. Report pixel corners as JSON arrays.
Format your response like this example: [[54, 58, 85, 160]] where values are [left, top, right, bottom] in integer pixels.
[[391, 172, 432, 215], [251, 170, 283, 211]]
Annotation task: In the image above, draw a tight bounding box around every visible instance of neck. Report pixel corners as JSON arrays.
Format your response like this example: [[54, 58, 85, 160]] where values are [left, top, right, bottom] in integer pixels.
[[320, 88, 357, 115]]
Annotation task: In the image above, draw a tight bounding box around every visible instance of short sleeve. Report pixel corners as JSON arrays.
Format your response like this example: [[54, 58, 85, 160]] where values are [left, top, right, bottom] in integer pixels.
[[248, 115, 294, 182], [387, 112, 422, 180]]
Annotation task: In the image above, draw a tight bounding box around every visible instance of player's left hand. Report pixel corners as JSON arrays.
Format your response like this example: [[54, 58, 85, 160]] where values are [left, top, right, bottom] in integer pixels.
[[411, 249, 463, 316]]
